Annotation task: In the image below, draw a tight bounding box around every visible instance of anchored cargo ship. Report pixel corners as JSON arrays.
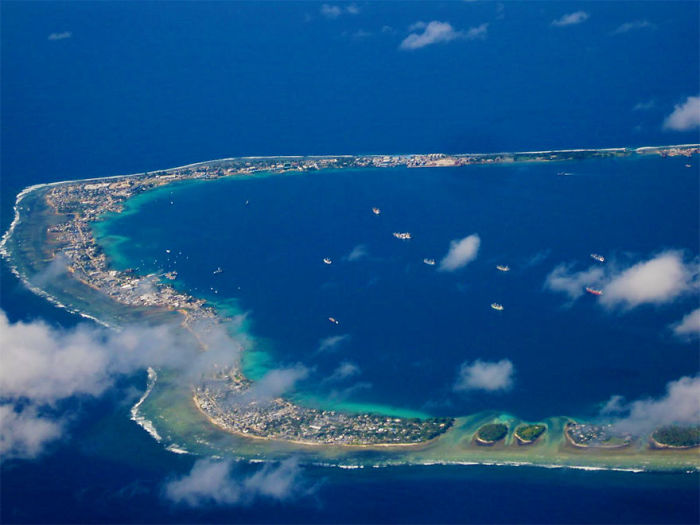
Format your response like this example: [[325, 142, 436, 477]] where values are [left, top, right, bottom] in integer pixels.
[[490, 303, 504, 311], [585, 287, 603, 296]]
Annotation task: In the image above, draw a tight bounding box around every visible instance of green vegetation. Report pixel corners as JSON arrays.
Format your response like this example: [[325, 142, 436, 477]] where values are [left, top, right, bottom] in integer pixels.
[[476, 423, 508, 443], [515, 424, 546, 442], [652, 426, 700, 448]]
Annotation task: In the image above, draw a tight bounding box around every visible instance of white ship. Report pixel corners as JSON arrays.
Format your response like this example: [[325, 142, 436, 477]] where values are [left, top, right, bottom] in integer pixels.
[[590, 253, 605, 263], [323, 258, 332, 265], [393, 232, 412, 240], [423, 258, 436, 266], [328, 317, 339, 325], [490, 303, 504, 311], [496, 265, 510, 272], [372, 207, 381, 215]]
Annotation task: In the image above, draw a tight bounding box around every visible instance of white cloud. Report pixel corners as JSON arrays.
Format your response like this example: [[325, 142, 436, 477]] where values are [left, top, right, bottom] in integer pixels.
[[600, 394, 626, 414], [0, 310, 244, 459], [327, 381, 372, 401], [0, 404, 63, 460], [236, 365, 308, 405], [465, 23, 489, 40], [320, 4, 342, 18], [48, 31, 72, 41], [345, 244, 369, 261], [165, 457, 308, 507], [0, 313, 242, 404], [601, 252, 698, 309], [438, 234, 481, 272], [320, 4, 358, 19], [454, 359, 514, 392], [612, 20, 654, 35], [663, 95, 700, 131], [544, 264, 605, 302], [325, 361, 361, 383], [603, 375, 700, 435], [31, 253, 70, 287], [671, 308, 700, 339], [523, 249, 551, 268], [351, 29, 371, 39], [316, 334, 350, 354], [545, 251, 698, 309], [551, 11, 589, 27], [633, 100, 655, 111], [400, 21, 487, 51]]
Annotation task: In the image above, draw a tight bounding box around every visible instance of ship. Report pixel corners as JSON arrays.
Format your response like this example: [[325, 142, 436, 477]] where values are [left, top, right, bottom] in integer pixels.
[[585, 287, 603, 296], [590, 253, 605, 263], [213, 267, 223, 274], [323, 258, 332, 265], [393, 232, 412, 240], [328, 317, 339, 325], [557, 171, 572, 176], [372, 207, 381, 215], [496, 265, 510, 272], [490, 303, 504, 311], [423, 258, 436, 266]]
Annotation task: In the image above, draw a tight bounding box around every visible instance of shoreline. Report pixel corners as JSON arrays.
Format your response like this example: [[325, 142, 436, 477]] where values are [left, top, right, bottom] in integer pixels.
[[2, 144, 700, 469], [649, 436, 700, 450], [564, 423, 633, 450], [192, 393, 444, 450], [513, 426, 547, 446]]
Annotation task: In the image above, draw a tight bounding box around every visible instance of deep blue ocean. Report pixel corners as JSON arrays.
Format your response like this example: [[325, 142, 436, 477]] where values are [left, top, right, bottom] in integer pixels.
[[97, 157, 699, 422], [2, 2, 699, 523]]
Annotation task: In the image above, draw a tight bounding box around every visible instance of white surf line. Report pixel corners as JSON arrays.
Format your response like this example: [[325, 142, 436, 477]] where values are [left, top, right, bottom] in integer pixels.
[[129, 367, 163, 442]]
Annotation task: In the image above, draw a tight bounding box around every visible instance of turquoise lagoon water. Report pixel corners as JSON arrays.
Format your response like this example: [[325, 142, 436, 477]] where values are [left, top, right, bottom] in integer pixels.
[[3, 0, 700, 521], [94, 155, 699, 424]]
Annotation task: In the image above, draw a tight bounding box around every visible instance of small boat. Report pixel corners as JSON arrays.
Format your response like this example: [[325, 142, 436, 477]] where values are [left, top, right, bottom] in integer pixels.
[[245, 200, 250, 206], [496, 265, 510, 272], [372, 207, 381, 215], [393, 232, 412, 240], [585, 287, 603, 296], [557, 171, 572, 176], [491, 303, 504, 311], [328, 317, 339, 325], [213, 267, 223, 275], [323, 258, 332, 265], [423, 258, 436, 266], [685, 164, 692, 168], [590, 253, 605, 263]]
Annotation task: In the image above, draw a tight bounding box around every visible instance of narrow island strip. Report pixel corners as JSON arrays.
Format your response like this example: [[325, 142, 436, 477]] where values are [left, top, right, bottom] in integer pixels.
[[1, 144, 699, 457]]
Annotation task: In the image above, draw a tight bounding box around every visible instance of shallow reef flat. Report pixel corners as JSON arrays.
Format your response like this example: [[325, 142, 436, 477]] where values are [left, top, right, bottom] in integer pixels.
[[2, 147, 699, 471]]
